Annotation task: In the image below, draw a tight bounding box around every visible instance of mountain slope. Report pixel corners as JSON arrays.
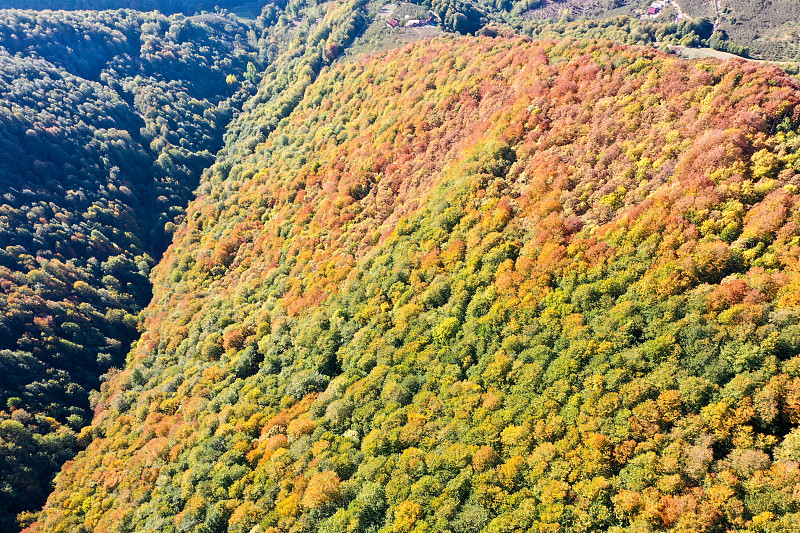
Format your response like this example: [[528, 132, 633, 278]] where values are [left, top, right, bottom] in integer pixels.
[[0, 0, 381, 528], [680, 0, 800, 61], [0, 8, 275, 529], [3, 0, 800, 62], [30, 37, 800, 532]]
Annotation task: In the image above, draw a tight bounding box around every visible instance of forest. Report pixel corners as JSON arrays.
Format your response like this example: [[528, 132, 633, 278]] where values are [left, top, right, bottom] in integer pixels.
[[25, 33, 800, 533], [1, 0, 800, 532], [1, 0, 799, 61], [0, 0, 367, 528]]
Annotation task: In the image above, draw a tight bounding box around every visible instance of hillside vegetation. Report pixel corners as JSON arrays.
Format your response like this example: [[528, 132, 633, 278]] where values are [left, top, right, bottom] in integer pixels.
[[5, 0, 800, 62], [30, 37, 800, 533], [0, 6, 288, 529], [0, 0, 386, 526]]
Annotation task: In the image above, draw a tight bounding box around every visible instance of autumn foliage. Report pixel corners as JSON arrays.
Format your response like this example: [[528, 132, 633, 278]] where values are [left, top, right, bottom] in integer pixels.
[[29, 36, 800, 533]]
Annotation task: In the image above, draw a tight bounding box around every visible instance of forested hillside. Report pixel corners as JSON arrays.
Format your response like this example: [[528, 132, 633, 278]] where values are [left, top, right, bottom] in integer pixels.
[[0, 7, 273, 530], [4, 0, 799, 62], [29, 36, 800, 533], [0, 0, 384, 528]]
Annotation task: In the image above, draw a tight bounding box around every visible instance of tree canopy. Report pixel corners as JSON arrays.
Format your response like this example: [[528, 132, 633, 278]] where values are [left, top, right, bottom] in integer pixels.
[[27, 36, 800, 533]]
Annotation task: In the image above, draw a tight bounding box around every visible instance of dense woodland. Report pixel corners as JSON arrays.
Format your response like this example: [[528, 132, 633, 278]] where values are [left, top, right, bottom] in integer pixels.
[[2, 0, 800, 532], [0, 6, 271, 530], [514, 15, 728, 53], [25, 35, 800, 532], [0, 0, 383, 528]]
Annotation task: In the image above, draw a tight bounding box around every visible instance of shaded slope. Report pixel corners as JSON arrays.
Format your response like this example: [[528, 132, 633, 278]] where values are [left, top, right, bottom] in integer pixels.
[[0, 49, 153, 530], [0, 8, 273, 530], [34, 37, 800, 532]]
